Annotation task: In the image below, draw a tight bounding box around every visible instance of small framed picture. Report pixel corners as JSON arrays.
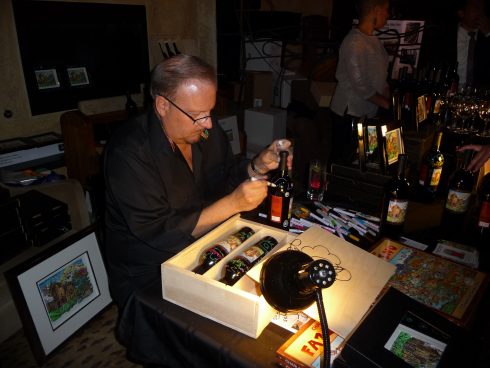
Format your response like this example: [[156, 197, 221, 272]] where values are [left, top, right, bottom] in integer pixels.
[[5, 226, 111, 364], [34, 69, 60, 90], [67, 67, 90, 87], [366, 126, 379, 154], [385, 128, 404, 165]]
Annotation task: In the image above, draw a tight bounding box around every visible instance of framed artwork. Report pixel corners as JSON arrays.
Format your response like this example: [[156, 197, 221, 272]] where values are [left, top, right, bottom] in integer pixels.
[[218, 115, 241, 155], [365, 126, 379, 154], [385, 128, 405, 165], [5, 226, 111, 364], [34, 69, 60, 90], [67, 67, 90, 87]]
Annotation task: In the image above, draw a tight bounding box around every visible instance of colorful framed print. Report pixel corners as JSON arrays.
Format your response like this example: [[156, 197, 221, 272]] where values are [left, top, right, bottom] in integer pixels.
[[34, 69, 60, 90], [385, 128, 404, 165], [67, 67, 89, 87], [5, 226, 111, 364]]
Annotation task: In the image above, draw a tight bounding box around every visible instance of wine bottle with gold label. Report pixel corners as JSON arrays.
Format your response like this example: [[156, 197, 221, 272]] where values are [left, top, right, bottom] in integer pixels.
[[417, 131, 444, 202]]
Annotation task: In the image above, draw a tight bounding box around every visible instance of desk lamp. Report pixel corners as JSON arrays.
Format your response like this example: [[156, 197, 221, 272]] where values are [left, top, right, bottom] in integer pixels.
[[260, 250, 336, 368]]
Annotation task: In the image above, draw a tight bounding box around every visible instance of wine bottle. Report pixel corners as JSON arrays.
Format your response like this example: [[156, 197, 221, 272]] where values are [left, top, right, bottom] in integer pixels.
[[474, 174, 490, 245], [381, 154, 410, 240], [220, 236, 278, 286], [441, 149, 475, 240], [268, 151, 293, 230], [192, 227, 255, 275], [417, 131, 444, 202]]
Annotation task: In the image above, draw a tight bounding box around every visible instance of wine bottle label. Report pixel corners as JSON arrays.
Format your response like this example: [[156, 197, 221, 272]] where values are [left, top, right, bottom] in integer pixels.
[[445, 189, 471, 213], [416, 95, 427, 124], [433, 99, 441, 114], [270, 195, 283, 223], [429, 168, 442, 187], [217, 228, 254, 253], [386, 199, 408, 224], [203, 246, 227, 262], [479, 202, 490, 228], [227, 258, 249, 274], [241, 245, 265, 264]]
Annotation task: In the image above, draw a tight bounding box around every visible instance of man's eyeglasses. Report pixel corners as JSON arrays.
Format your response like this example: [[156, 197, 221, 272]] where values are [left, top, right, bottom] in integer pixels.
[[160, 95, 212, 127]]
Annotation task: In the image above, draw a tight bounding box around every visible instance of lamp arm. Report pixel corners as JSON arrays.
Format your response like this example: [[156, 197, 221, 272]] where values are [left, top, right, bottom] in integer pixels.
[[316, 288, 331, 368]]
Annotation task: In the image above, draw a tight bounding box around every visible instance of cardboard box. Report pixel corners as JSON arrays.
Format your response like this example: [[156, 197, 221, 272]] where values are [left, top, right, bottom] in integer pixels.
[[310, 81, 336, 108], [244, 107, 287, 158], [161, 215, 294, 338], [244, 71, 274, 109]]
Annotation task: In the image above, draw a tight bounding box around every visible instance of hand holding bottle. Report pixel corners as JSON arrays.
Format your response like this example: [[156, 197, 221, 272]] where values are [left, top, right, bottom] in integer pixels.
[[251, 139, 293, 175], [457, 144, 490, 172], [230, 179, 268, 212]]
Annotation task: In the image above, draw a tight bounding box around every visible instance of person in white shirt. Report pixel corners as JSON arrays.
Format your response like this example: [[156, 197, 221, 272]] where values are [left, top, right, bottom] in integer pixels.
[[329, 0, 391, 165]]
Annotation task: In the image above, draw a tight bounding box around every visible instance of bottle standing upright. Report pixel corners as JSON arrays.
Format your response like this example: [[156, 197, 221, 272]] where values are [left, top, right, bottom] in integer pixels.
[[474, 173, 490, 246], [220, 236, 278, 286], [268, 151, 293, 230], [417, 131, 445, 202], [192, 227, 255, 275], [381, 154, 410, 240], [441, 149, 476, 241]]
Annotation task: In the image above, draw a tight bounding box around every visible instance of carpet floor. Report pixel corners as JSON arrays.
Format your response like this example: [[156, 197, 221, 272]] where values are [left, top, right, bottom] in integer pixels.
[[0, 303, 140, 368]]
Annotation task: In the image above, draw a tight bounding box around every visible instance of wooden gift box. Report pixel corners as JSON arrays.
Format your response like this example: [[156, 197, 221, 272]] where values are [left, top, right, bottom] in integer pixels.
[[161, 214, 294, 338]]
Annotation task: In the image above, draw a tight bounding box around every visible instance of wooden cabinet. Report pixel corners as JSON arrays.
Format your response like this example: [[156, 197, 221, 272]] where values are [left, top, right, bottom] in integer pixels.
[[60, 110, 129, 186]]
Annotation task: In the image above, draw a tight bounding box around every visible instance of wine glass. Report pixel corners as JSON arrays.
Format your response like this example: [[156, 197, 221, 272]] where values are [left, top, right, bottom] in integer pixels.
[[478, 100, 490, 137]]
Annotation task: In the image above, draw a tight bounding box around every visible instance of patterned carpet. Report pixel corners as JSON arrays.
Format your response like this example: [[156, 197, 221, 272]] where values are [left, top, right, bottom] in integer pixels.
[[0, 303, 140, 368]]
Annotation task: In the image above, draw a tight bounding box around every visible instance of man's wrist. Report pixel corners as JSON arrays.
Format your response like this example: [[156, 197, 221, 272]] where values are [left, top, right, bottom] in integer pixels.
[[250, 156, 266, 176]]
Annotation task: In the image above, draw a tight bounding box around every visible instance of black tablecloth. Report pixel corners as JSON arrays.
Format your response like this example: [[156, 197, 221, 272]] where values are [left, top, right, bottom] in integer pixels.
[[117, 279, 291, 368]]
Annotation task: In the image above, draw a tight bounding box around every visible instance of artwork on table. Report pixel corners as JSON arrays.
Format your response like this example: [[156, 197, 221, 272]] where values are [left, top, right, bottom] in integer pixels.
[[34, 69, 60, 90], [5, 226, 111, 365], [67, 67, 90, 87], [385, 128, 404, 165], [385, 311, 449, 368]]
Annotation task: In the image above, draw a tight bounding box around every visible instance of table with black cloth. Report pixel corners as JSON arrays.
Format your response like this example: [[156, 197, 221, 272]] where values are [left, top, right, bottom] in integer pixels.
[[119, 279, 291, 368]]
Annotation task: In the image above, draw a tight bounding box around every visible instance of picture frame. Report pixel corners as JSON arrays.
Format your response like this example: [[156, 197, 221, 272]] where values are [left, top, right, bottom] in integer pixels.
[[384, 128, 404, 165], [34, 69, 60, 90], [365, 125, 379, 155], [5, 226, 111, 365], [218, 115, 241, 155], [67, 66, 90, 87]]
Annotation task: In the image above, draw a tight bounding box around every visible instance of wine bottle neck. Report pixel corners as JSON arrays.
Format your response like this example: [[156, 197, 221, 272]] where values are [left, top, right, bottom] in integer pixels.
[[397, 154, 407, 178]]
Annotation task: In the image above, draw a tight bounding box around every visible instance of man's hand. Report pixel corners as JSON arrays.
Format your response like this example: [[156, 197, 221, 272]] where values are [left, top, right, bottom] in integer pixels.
[[458, 144, 490, 172], [230, 179, 268, 213], [252, 139, 293, 174]]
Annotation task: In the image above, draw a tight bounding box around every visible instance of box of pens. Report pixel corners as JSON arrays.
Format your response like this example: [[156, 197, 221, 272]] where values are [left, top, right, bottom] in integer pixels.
[[291, 201, 381, 249]]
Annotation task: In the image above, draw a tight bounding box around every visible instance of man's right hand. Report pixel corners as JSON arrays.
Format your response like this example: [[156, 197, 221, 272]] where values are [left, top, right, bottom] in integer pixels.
[[231, 179, 268, 212]]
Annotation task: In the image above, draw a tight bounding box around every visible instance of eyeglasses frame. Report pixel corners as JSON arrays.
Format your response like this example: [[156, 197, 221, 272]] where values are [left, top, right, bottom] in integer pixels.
[[160, 95, 212, 127]]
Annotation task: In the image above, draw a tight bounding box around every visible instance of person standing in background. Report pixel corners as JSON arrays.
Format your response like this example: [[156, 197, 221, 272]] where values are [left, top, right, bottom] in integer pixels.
[[329, 0, 391, 166], [419, 0, 490, 90]]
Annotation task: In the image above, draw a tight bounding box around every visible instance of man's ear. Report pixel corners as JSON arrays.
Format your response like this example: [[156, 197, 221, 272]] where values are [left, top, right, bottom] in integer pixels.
[[155, 95, 169, 117]]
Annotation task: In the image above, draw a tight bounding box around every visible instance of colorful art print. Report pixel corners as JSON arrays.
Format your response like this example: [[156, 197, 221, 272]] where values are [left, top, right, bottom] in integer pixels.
[[5, 227, 111, 364], [67, 67, 89, 87], [366, 126, 378, 154], [385, 322, 446, 368], [385, 128, 403, 165], [37, 251, 100, 330], [35, 69, 60, 89], [386, 199, 408, 224], [371, 240, 486, 320]]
